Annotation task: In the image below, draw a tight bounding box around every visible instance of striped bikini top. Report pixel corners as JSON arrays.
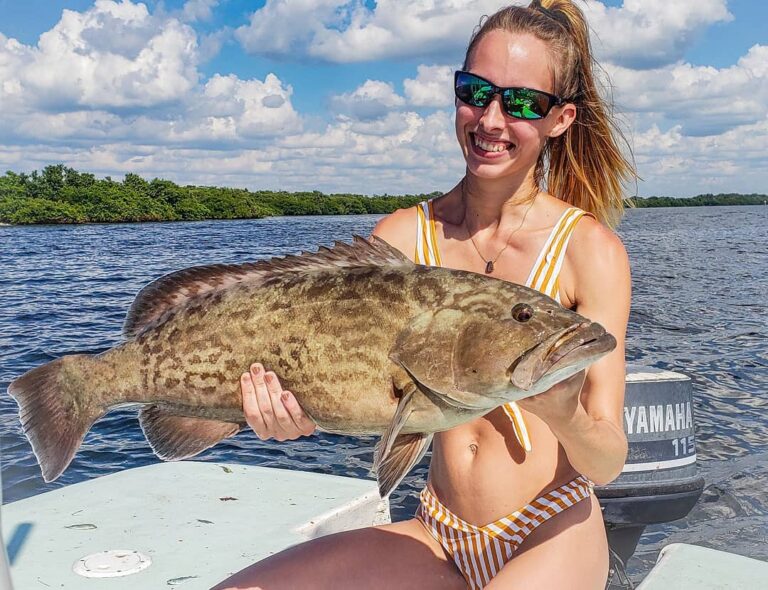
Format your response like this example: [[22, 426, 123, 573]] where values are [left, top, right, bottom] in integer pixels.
[[414, 199, 593, 452]]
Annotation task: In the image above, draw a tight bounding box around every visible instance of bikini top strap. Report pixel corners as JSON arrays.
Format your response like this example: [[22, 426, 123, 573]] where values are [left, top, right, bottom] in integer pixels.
[[505, 207, 593, 453], [414, 200, 442, 266], [525, 208, 594, 302]]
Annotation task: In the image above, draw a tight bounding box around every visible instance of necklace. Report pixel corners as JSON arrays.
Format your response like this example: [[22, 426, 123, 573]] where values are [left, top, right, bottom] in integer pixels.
[[461, 181, 538, 274]]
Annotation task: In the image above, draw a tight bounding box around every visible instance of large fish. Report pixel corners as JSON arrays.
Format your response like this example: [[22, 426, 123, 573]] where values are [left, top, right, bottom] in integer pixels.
[[9, 236, 615, 496]]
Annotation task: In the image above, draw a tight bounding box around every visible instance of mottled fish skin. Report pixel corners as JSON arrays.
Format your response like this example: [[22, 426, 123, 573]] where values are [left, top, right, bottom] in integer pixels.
[[94, 265, 497, 431], [8, 236, 616, 490]]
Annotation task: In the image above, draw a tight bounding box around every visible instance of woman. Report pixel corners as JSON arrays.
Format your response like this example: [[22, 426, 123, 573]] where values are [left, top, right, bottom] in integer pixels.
[[215, 1, 633, 588]]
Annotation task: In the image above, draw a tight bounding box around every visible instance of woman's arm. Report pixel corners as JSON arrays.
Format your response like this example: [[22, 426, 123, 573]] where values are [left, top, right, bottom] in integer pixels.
[[518, 218, 631, 485]]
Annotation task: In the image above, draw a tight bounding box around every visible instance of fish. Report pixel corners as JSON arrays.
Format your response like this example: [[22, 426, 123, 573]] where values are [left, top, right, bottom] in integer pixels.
[[8, 236, 616, 496]]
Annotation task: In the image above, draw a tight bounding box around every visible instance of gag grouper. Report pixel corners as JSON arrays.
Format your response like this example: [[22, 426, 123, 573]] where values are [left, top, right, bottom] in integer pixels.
[[8, 236, 616, 496]]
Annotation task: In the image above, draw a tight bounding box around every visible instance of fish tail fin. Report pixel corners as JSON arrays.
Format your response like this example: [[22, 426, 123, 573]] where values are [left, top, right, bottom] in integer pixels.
[[8, 355, 107, 482]]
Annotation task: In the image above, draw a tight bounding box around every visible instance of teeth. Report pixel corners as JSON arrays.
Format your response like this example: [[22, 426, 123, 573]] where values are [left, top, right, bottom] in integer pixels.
[[474, 135, 511, 153]]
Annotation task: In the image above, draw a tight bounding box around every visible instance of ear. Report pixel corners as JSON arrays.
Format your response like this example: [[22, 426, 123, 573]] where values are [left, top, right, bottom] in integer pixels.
[[547, 102, 577, 138]]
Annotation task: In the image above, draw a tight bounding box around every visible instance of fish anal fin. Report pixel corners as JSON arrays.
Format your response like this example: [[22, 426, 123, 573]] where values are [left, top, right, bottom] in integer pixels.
[[139, 406, 241, 461], [376, 433, 433, 498]]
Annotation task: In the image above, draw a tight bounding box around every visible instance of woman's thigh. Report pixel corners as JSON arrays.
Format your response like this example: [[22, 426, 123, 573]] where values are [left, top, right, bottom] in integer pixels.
[[211, 518, 468, 590], [486, 494, 608, 590]]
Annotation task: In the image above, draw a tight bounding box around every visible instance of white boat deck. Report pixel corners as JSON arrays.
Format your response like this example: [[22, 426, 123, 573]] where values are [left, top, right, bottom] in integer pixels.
[[2, 462, 389, 589], [637, 543, 768, 589]]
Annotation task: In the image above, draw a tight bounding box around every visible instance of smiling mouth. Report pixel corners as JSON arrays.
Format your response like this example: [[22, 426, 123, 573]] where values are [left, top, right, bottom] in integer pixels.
[[471, 133, 515, 154]]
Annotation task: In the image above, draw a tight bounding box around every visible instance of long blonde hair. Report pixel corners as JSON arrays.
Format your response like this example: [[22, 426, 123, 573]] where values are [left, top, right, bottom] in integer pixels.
[[463, 0, 636, 227]]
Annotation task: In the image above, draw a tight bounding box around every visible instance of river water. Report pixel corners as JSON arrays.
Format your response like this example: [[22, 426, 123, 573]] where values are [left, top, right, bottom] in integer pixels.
[[1, 205, 766, 581]]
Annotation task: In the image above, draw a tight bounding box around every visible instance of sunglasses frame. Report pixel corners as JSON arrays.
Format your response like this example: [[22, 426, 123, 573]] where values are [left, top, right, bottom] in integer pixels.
[[454, 70, 566, 120]]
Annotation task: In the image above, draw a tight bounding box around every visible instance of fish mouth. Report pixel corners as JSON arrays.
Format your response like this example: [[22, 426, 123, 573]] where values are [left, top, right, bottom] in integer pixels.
[[508, 322, 616, 390]]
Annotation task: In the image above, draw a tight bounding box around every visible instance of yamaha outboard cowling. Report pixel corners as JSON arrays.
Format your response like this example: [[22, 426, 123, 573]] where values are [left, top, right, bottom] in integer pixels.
[[595, 365, 705, 589]]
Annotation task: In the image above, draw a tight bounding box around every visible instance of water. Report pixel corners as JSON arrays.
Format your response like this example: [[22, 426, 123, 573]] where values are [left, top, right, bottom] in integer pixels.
[[1, 206, 766, 581]]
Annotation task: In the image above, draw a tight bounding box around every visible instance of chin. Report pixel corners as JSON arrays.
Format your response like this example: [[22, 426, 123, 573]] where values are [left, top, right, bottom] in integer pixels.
[[466, 160, 532, 181]]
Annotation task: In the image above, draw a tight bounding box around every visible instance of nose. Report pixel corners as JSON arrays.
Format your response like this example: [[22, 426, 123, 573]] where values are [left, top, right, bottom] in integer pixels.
[[479, 95, 506, 131]]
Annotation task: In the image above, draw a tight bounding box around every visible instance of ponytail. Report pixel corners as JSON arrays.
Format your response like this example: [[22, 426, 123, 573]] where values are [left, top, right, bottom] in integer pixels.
[[463, 0, 637, 228]]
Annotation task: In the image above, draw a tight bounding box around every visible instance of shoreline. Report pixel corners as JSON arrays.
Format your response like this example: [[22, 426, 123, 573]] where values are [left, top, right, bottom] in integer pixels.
[[0, 201, 766, 227], [2, 166, 765, 225]]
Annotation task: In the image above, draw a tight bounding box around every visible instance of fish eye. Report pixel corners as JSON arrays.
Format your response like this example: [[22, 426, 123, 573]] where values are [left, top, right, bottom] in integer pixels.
[[511, 303, 534, 322]]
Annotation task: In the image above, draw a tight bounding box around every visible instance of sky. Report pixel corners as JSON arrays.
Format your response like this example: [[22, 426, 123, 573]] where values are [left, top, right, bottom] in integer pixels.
[[0, 0, 766, 197]]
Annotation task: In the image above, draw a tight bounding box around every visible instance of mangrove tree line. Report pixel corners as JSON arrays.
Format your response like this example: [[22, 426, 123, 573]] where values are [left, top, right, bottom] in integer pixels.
[[0, 165, 765, 225]]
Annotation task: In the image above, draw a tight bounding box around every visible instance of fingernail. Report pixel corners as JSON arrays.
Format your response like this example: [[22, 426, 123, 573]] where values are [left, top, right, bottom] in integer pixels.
[[281, 392, 290, 402], [251, 363, 261, 374], [265, 372, 273, 383]]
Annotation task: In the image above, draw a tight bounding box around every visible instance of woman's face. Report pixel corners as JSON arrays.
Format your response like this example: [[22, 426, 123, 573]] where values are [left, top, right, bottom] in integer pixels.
[[456, 30, 572, 181]]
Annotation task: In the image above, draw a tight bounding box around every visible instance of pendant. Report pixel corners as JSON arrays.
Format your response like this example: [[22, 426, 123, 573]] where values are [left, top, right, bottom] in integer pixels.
[[485, 260, 494, 274]]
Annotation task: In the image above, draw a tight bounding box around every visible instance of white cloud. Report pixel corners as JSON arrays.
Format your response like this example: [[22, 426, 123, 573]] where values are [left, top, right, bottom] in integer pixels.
[[181, 0, 219, 22], [404, 64, 455, 108], [236, 0, 514, 63], [0, 109, 464, 195], [631, 115, 768, 195], [235, 0, 351, 56], [607, 44, 768, 136], [235, 0, 732, 68], [0, 0, 200, 111], [0, 1, 301, 147], [308, 0, 513, 63], [583, 0, 732, 69], [5, 73, 302, 147], [189, 73, 302, 139], [330, 80, 406, 120]]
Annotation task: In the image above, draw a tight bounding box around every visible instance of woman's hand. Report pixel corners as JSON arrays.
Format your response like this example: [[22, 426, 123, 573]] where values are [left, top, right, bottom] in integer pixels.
[[516, 370, 586, 429], [241, 363, 316, 441]]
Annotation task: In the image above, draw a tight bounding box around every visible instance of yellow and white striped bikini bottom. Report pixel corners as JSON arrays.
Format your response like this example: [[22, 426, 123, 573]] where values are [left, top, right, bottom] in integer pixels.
[[417, 476, 593, 589]]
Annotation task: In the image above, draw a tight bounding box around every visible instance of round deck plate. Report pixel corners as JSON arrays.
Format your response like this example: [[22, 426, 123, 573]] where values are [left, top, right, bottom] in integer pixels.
[[73, 549, 152, 578]]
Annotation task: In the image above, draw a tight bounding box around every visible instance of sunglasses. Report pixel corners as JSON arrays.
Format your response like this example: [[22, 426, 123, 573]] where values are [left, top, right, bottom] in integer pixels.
[[454, 70, 565, 120]]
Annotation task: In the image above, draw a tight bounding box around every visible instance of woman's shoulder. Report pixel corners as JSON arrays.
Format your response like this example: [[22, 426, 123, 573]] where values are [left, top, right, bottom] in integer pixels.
[[538, 193, 623, 254], [567, 207, 627, 263], [372, 191, 456, 256], [371, 204, 420, 257], [563, 207, 630, 304], [547, 197, 629, 306]]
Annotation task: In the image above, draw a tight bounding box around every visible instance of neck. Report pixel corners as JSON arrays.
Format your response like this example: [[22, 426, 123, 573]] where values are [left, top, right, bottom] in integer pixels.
[[461, 170, 539, 233]]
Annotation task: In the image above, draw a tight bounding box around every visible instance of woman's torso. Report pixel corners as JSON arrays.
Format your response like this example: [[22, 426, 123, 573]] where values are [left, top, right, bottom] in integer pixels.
[[407, 193, 592, 525]]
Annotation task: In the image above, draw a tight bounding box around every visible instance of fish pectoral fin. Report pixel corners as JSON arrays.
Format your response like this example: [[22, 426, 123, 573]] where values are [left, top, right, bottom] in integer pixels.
[[139, 405, 241, 461], [374, 386, 415, 469], [373, 386, 431, 497], [375, 433, 433, 498]]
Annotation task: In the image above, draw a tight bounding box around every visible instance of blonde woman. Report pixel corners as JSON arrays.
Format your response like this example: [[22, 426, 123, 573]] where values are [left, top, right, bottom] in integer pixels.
[[215, 1, 633, 588]]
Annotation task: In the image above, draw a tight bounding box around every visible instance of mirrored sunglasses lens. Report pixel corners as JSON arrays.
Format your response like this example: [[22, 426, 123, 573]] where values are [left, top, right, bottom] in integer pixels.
[[456, 74, 493, 107], [505, 88, 550, 119]]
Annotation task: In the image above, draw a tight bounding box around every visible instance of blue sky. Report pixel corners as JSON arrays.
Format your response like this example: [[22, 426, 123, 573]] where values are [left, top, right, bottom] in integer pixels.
[[0, 1, 766, 197]]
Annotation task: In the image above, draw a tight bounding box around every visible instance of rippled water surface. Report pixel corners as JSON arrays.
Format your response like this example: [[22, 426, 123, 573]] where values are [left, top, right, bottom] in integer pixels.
[[1, 206, 766, 581]]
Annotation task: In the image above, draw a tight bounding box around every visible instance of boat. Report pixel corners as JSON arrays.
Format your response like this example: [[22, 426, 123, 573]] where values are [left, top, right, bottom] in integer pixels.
[[2, 365, 766, 588]]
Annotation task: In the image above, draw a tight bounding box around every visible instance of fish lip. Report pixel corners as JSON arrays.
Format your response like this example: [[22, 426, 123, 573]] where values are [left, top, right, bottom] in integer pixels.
[[509, 323, 615, 390]]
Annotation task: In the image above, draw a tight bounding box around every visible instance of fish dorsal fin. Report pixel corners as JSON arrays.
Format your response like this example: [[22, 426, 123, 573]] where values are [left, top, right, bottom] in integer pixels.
[[123, 235, 412, 338], [123, 263, 260, 338]]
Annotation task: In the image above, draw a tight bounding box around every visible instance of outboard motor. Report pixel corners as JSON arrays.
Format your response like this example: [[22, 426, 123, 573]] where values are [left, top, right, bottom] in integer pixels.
[[595, 365, 705, 589]]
